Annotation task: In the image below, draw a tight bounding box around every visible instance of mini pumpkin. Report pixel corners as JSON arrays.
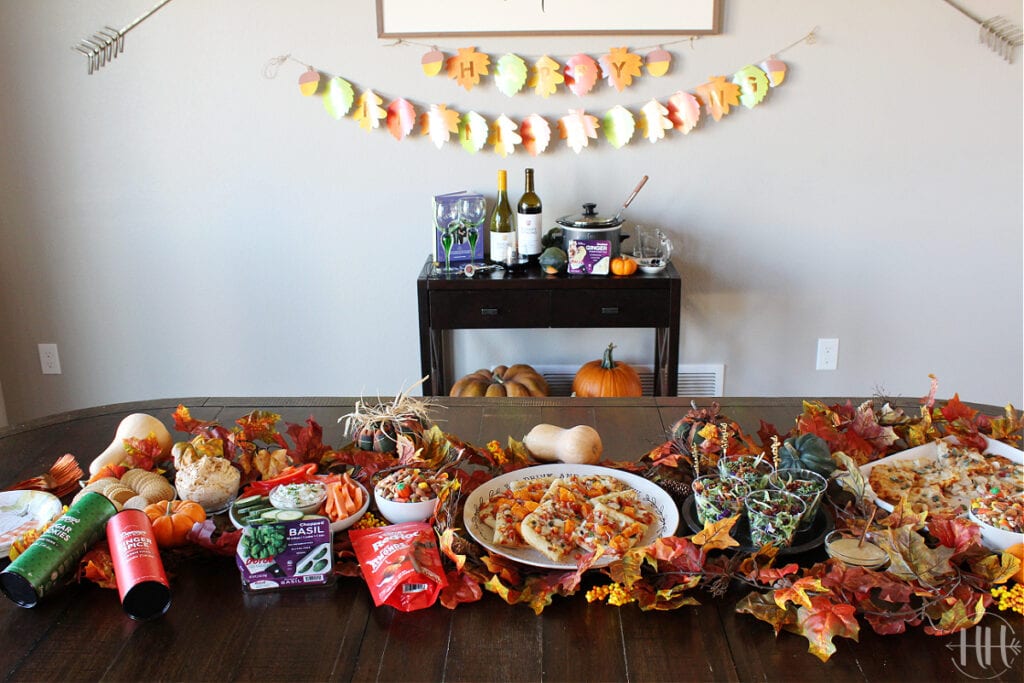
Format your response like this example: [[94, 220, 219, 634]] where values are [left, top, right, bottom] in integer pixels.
[[144, 499, 207, 548], [610, 255, 638, 276], [572, 343, 643, 397], [450, 364, 550, 397]]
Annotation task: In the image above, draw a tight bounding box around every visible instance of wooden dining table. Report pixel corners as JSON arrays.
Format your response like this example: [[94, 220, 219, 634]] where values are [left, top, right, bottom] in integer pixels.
[[0, 396, 1021, 682]]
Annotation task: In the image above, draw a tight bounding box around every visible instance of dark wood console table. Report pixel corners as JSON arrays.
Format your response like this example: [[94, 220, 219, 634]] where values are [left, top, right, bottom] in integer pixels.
[[416, 257, 681, 396]]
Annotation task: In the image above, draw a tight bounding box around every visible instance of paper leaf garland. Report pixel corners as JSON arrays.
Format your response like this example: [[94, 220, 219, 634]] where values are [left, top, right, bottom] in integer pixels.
[[564, 54, 601, 97], [520, 114, 551, 156], [666, 90, 701, 134], [494, 53, 528, 97], [599, 47, 644, 92], [447, 47, 490, 91], [354, 90, 386, 131], [529, 56, 565, 98], [602, 105, 635, 149], [695, 76, 741, 122], [422, 49, 445, 77], [489, 114, 522, 157], [298, 68, 320, 96], [646, 48, 672, 77], [559, 110, 599, 154], [458, 111, 489, 153], [322, 77, 354, 120], [386, 98, 417, 141], [640, 99, 673, 143], [733, 65, 769, 109], [760, 57, 787, 87], [422, 104, 461, 148]]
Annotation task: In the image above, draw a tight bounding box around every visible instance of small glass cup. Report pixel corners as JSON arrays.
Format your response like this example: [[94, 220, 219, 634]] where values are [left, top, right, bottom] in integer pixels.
[[691, 474, 749, 527], [768, 468, 828, 529], [745, 489, 805, 548], [718, 455, 774, 491]]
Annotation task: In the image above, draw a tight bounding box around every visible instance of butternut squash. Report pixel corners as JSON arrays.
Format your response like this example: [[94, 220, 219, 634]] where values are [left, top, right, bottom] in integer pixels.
[[88, 413, 173, 476], [523, 424, 603, 465]]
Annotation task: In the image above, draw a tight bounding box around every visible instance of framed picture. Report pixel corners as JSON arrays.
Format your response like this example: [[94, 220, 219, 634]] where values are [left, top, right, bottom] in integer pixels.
[[376, 1, 722, 38]]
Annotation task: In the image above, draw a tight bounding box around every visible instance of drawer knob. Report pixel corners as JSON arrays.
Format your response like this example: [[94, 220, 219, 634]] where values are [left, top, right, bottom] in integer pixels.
[[601, 306, 620, 315], [481, 307, 499, 315]]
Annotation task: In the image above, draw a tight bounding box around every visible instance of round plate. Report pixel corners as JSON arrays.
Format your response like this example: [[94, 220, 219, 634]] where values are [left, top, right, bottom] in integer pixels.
[[228, 481, 369, 534], [462, 464, 679, 570], [0, 490, 63, 555], [681, 494, 833, 555]]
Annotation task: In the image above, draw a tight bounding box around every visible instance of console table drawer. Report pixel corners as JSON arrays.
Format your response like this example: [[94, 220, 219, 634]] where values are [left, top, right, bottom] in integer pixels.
[[552, 289, 664, 327], [429, 290, 550, 328]]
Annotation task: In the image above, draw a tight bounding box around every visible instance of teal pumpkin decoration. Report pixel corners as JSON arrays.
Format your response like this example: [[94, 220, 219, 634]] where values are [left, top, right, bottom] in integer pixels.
[[777, 433, 835, 476]]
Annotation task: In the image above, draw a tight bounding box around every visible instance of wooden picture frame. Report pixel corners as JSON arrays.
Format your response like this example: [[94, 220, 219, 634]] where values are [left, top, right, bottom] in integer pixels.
[[376, 1, 722, 38]]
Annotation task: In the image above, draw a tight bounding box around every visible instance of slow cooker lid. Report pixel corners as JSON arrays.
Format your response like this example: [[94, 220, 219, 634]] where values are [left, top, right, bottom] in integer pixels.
[[557, 203, 622, 229]]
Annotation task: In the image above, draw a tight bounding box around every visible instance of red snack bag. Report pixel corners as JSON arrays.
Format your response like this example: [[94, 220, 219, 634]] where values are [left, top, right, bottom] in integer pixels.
[[349, 522, 447, 612]]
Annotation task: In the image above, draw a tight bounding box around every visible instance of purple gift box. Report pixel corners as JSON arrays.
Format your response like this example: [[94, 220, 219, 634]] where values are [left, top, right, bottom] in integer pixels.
[[567, 239, 611, 275]]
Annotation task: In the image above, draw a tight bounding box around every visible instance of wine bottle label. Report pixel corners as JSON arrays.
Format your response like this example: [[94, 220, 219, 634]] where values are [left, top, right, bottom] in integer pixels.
[[517, 213, 543, 257], [490, 231, 516, 263]]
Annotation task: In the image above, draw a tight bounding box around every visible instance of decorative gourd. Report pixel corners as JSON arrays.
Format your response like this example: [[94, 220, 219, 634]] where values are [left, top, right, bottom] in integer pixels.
[[539, 247, 568, 274], [572, 344, 642, 398], [450, 364, 550, 397], [89, 413, 173, 476], [1006, 543, 1024, 583], [352, 417, 425, 453], [144, 499, 207, 548], [777, 433, 835, 477], [610, 256, 638, 276], [523, 424, 603, 464]]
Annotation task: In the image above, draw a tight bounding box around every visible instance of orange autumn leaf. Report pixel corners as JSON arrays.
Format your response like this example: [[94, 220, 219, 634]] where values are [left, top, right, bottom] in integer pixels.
[[520, 114, 551, 156], [446, 47, 490, 91], [695, 76, 741, 121], [528, 55, 565, 98], [599, 47, 644, 92], [79, 544, 117, 590], [774, 576, 826, 610], [794, 596, 860, 662], [691, 514, 740, 551]]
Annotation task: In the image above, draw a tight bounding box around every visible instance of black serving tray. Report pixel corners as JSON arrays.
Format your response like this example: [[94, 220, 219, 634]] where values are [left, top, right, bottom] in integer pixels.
[[681, 494, 834, 556]]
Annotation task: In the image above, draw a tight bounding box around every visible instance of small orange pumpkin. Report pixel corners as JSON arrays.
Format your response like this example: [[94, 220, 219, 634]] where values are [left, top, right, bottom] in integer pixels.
[[1006, 543, 1024, 583], [572, 343, 643, 397], [610, 255, 638, 276], [144, 499, 207, 548]]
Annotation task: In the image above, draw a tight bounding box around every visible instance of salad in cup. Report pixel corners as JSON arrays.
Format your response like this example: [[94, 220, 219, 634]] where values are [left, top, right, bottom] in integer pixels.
[[768, 468, 827, 528], [691, 474, 749, 527], [718, 455, 774, 490], [745, 489, 805, 548]]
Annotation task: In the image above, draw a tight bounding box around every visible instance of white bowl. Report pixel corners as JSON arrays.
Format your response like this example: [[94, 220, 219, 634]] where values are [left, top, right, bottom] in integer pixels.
[[374, 490, 438, 524], [969, 509, 1024, 552], [330, 481, 371, 533], [636, 257, 667, 274], [269, 482, 328, 515]]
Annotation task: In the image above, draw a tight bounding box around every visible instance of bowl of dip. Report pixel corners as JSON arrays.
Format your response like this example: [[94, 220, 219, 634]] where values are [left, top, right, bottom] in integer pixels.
[[825, 530, 889, 569], [269, 481, 328, 515]]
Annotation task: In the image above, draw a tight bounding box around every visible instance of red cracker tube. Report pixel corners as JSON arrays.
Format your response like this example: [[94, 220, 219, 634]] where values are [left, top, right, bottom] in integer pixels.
[[106, 509, 171, 620]]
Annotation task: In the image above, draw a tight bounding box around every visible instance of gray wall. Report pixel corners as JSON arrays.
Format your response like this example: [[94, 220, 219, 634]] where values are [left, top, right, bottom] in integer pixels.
[[1, 0, 1021, 424]]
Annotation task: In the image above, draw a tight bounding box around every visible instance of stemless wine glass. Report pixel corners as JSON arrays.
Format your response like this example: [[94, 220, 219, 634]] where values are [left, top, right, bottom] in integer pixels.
[[434, 199, 460, 274], [459, 195, 487, 266]]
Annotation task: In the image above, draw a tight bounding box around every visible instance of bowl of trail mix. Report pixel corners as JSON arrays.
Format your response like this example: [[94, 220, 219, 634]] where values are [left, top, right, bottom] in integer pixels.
[[969, 493, 1024, 552]]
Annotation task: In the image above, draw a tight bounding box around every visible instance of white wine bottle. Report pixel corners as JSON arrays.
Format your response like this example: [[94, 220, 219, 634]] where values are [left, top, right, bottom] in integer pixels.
[[489, 169, 516, 264], [516, 168, 542, 263]]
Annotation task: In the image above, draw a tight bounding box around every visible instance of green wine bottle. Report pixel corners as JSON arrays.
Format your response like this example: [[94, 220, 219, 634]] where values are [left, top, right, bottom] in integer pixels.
[[489, 170, 516, 264], [516, 168, 542, 263]]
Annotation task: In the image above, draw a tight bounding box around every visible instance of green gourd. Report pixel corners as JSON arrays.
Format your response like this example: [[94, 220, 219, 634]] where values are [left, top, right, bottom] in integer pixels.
[[777, 433, 835, 476], [539, 247, 568, 274]]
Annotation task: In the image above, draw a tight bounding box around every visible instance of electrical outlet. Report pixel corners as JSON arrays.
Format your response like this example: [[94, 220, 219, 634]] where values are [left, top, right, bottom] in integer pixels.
[[816, 338, 839, 371], [38, 343, 62, 374]]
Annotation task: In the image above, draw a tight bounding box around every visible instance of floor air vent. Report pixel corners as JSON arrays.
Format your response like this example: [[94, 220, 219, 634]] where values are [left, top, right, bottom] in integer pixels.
[[532, 364, 724, 397]]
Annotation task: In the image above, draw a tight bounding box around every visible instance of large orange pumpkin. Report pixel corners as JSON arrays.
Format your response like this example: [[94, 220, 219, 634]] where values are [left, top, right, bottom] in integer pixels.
[[450, 364, 550, 397], [144, 499, 207, 548], [572, 343, 643, 397]]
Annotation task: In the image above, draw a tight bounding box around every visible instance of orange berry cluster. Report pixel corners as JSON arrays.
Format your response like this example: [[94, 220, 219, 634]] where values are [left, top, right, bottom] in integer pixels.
[[585, 582, 636, 606], [991, 583, 1024, 615], [352, 511, 387, 529]]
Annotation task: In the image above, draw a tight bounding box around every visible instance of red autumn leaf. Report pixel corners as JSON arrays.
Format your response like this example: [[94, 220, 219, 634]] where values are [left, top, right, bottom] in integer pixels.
[[848, 402, 899, 451], [650, 535, 707, 572], [940, 393, 978, 424], [928, 515, 981, 554], [186, 518, 242, 556], [121, 434, 164, 470], [864, 609, 920, 636], [440, 570, 483, 609], [796, 411, 841, 448], [173, 404, 216, 434], [438, 529, 466, 571], [755, 562, 800, 585], [822, 562, 913, 604], [793, 595, 860, 662], [286, 417, 330, 465]]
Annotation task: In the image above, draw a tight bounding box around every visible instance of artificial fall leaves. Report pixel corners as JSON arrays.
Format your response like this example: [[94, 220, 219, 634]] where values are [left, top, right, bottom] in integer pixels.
[[294, 58, 787, 156]]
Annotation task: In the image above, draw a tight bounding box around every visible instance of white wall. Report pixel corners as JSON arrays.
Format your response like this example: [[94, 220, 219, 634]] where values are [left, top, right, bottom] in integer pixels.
[[0, 0, 1021, 424]]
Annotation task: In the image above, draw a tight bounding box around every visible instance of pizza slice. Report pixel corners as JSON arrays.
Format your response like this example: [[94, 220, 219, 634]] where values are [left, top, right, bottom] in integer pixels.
[[868, 464, 919, 506], [521, 485, 593, 562], [591, 489, 656, 526], [491, 498, 539, 548], [575, 504, 649, 555]]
